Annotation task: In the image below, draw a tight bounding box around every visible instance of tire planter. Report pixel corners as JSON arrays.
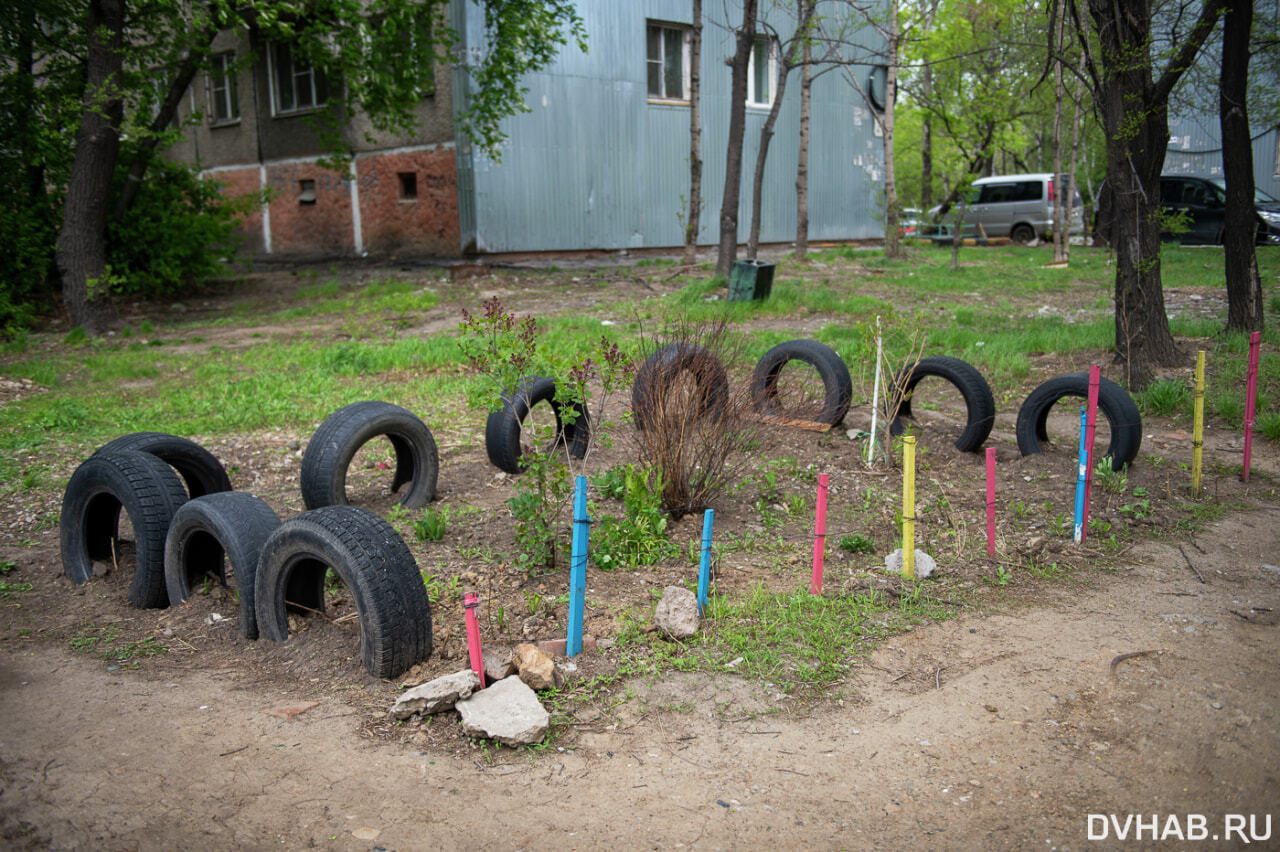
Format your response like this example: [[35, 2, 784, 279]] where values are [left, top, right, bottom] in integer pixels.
[[93, 432, 232, 498], [750, 339, 853, 426], [300, 401, 439, 510], [631, 343, 729, 431], [255, 505, 433, 679], [889, 356, 996, 452], [1016, 373, 1142, 468], [485, 376, 590, 474], [164, 492, 282, 640], [60, 449, 189, 609]]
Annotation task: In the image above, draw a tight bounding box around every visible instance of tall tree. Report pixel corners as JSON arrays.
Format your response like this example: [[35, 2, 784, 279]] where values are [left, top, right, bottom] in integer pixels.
[[684, 0, 704, 265], [795, 31, 813, 258], [716, 0, 758, 278], [1219, 0, 1263, 333]]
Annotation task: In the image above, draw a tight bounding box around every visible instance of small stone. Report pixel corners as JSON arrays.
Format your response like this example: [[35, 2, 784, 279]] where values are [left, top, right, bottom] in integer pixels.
[[390, 670, 481, 719], [653, 585, 700, 639], [483, 648, 516, 683], [884, 548, 937, 579], [456, 676, 549, 745], [513, 643, 561, 690]]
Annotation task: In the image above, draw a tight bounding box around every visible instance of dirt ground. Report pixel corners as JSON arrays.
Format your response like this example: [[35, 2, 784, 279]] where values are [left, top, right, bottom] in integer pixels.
[[1, 254, 1278, 849]]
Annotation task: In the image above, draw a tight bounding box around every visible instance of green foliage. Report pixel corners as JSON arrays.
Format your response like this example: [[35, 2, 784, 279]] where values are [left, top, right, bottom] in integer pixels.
[[591, 465, 678, 571], [1139, 377, 1191, 418], [414, 507, 448, 542], [838, 533, 876, 554], [1094, 456, 1128, 494]]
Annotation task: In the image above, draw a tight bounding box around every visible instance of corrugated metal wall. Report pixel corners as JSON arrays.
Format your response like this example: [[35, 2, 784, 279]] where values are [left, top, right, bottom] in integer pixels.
[[1165, 115, 1280, 200], [453, 0, 887, 253]]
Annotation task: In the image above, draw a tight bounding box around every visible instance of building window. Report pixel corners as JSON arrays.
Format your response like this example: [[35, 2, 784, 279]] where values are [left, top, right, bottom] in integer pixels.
[[646, 22, 690, 102], [208, 52, 239, 124], [298, 179, 316, 204], [398, 172, 418, 200], [270, 43, 329, 115], [747, 37, 775, 107]]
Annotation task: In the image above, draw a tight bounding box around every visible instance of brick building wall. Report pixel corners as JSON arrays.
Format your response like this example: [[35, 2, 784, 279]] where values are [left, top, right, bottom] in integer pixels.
[[356, 146, 460, 256]]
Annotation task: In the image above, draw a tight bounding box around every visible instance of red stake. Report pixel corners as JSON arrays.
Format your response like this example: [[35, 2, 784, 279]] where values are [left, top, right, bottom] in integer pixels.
[[1243, 331, 1262, 483], [1080, 365, 1101, 541], [464, 592, 486, 688], [985, 447, 996, 558], [810, 473, 829, 594]]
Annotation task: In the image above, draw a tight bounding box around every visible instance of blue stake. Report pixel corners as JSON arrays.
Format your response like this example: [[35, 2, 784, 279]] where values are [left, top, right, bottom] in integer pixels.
[[1073, 406, 1087, 543], [567, 475, 588, 658], [697, 509, 714, 616]]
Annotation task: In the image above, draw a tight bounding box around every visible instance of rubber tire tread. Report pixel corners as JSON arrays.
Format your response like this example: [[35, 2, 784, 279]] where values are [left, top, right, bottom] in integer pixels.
[[300, 401, 439, 510], [1011, 223, 1037, 245], [889, 356, 997, 452], [485, 376, 590, 474], [750, 339, 853, 426], [60, 449, 189, 608], [94, 432, 231, 498], [254, 505, 433, 679], [164, 492, 282, 640], [1015, 372, 1143, 468], [631, 343, 729, 431]]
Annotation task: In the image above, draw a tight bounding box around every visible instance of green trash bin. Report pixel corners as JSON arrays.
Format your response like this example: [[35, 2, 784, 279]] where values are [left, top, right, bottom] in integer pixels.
[[727, 259, 775, 302]]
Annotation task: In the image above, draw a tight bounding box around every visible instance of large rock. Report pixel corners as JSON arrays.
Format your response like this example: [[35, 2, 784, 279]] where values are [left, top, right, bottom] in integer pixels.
[[654, 585, 699, 639], [884, 548, 937, 579], [513, 643, 561, 690], [456, 676, 549, 745], [389, 670, 481, 719]]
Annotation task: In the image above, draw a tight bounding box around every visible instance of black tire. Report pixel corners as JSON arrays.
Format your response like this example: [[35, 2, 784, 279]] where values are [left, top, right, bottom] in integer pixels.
[[1011, 223, 1036, 245], [94, 432, 232, 498], [1016, 372, 1143, 468], [485, 376, 590, 474], [300, 401, 438, 510], [889, 356, 996, 452], [163, 492, 281, 640], [254, 505, 433, 679], [750, 339, 853, 426], [631, 343, 729, 431], [60, 450, 189, 608]]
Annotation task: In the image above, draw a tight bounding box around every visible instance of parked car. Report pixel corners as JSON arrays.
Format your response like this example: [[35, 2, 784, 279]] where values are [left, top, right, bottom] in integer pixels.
[[928, 174, 1084, 244], [1158, 175, 1280, 245], [898, 208, 923, 238]]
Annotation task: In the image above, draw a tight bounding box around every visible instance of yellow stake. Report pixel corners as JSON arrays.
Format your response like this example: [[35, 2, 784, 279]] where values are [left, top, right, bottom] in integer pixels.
[[1192, 350, 1205, 497], [903, 435, 916, 580]]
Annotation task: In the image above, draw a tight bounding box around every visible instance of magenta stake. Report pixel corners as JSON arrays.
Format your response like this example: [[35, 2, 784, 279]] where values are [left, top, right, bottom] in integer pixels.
[[810, 473, 829, 594], [1080, 365, 1101, 541], [464, 592, 485, 688], [1243, 331, 1262, 483], [985, 447, 996, 558]]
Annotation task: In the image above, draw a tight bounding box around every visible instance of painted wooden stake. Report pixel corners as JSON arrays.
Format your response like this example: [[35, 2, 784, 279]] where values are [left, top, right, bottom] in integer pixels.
[[1192, 350, 1206, 497], [902, 436, 917, 580], [985, 447, 996, 558], [867, 315, 884, 465], [464, 592, 486, 688], [697, 509, 714, 616], [567, 475, 588, 658], [1080, 365, 1101, 541], [810, 474, 829, 594], [1073, 406, 1088, 543], [1242, 331, 1261, 483]]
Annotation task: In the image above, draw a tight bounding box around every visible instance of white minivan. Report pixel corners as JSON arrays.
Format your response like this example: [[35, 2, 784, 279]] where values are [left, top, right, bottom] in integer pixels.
[[930, 174, 1085, 244]]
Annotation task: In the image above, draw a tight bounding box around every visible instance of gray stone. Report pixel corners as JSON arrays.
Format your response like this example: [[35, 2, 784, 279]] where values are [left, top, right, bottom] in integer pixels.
[[483, 648, 516, 684], [456, 676, 549, 745], [654, 585, 699, 639], [884, 548, 937, 579], [389, 670, 481, 719]]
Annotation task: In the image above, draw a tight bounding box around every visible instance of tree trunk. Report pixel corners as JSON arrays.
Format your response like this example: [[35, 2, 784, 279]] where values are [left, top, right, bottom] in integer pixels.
[[795, 36, 812, 258], [55, 0, 126, 333], [715, 0, 757, 278], [1063, 58, 1087, 264], [683, 0, 703, 265], [1050, 1, 1067, 262], [1220, 0, 1263, 333], [881, 0, 902, 260]]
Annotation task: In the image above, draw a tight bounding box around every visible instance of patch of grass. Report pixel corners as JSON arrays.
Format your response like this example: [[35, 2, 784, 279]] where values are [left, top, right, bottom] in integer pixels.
[[0, 578, 33, 598], [414, 507, 448, 542], [1139, 377, 1191, 418]]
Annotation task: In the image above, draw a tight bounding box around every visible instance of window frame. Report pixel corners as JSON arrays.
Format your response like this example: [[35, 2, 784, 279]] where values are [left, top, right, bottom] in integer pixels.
[[746, 36, 776, 108], [207, 51, 240, 125], [268, 41, 329, 116], [646, 20, 691, 104]]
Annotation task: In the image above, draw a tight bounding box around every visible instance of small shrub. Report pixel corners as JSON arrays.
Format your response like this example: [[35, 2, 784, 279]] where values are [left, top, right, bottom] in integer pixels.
[[839, 533, 875, 554], [413, 508, 447, 542], [1139, 377, 1190, 418], [592, 465, 678, 570]]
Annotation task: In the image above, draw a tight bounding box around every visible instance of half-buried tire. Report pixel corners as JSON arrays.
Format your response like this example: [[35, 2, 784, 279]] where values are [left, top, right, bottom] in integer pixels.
[[300, 401, 439, 510], [750, 339, 853, 426], [94, 432, 232, 498], [889, 356, 996, 452], [254, 505, 433, 679], [1015, 373, 1142, 468], [631, 343, 729, 431], [164, 492, 282, 640], [485, 376, 590, 474], [60, 449, 189, 608]]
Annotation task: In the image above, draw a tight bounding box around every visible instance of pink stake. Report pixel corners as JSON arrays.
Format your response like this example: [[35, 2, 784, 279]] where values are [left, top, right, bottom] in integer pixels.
[[810, 473, 829, 594], [1243, 331, 1262, 483], [1080, 365, 1101, 541], [985, 447, 996, 558], [464, 592, 486, 688]]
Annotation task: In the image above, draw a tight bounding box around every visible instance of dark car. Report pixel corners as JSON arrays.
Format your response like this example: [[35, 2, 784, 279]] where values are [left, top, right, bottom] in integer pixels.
[[1159, 175, 1280, 245]]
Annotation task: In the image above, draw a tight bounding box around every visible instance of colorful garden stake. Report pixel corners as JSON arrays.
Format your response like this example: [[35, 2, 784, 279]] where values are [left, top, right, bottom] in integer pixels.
[[1243, 331, 1261, 483], [985, 447, 996, 558], [1192, 350, 1206, 497], [867, 315, 883, 465], [567, 474, 588, 658], [1073, 406, 1088, 543], [1080, 365, 1101, 541], [811, 474, 829, 594], [698, 509, 714, 616], [903, 436, 917, 580], [464, 592, 485, 688]]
